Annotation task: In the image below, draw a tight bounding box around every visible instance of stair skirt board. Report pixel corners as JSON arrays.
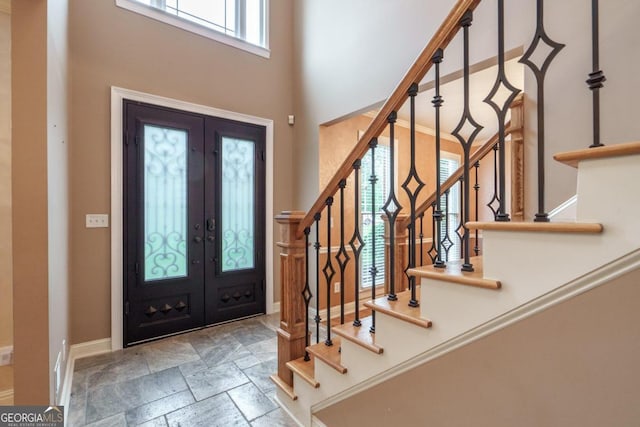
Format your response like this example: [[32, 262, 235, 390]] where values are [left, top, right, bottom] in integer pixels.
[[304, 248, 640, 414]]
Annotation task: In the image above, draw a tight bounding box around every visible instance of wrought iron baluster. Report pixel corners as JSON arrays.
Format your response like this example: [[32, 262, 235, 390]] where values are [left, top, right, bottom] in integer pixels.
[[473, 161, 480, 256], [302, 227, 312, 361], [487, 144, 500, 219], [451, 10, 482, 271], [519, 0, 565, 222], [454, 177, 465, 260], [432, 48, 446, 269], [427, 206, 437, 264], [402, 83, 425, 308], [368, 139, 378, 333], [349, 160, 364, 328], [441, 188, 454, 262], [336, 180, 350, 325], [420, 213, 427, 266], [313, 213, 321, 344], [587, 0, 606, 148], [323, 197, 335, 346], [484, 0, 520, 222], [383, 112, 402, 302]]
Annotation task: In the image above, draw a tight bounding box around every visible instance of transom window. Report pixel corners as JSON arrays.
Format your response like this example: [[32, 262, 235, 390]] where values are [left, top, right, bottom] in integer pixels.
[[117, 0, 269, 58]]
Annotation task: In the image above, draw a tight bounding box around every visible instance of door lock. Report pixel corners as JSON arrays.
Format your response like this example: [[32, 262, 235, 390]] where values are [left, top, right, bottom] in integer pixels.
[[207, 218, 215, 232]]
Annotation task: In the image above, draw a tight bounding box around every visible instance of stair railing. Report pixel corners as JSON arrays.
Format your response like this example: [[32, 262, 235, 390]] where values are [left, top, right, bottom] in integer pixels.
[[273, 0, 607, 392], [388, 94, 524, 292]]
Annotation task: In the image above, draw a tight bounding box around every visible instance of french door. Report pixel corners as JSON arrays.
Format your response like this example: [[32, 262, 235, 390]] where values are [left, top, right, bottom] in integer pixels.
[[123, 101, 266, 345]]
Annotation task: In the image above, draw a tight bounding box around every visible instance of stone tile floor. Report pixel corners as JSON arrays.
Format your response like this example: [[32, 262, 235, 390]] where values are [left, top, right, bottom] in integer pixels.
[[68, 314, 298, 427]]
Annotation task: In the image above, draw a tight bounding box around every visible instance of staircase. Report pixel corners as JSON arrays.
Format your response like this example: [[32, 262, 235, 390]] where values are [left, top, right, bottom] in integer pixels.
[[271, 1, 639, 425]]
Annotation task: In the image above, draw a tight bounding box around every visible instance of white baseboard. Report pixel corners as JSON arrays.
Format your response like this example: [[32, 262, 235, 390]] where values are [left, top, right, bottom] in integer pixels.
[[0, 389, 13, 405], [59, 338, 112, 416], [0, 346, 13, 366], [271, 301, 280, 314], [311, 416, 329, 427]]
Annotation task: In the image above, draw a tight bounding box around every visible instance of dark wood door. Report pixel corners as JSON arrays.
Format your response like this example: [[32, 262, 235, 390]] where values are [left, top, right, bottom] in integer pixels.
[[123, 101, 265, 345], [204, 118, 266, 325]]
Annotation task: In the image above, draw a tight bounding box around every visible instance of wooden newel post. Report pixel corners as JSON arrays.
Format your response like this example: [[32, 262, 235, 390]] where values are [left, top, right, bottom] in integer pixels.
[[383, 214, 410, 295], [509, 94, 525, 221], [273, 211, 307, 390]]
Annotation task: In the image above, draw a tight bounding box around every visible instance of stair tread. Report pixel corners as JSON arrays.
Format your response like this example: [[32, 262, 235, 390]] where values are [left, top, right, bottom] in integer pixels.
[[287, 356, 319, 388], [364, 290, 432, 329], [554, 140, 640, 168], [409, 257, 500, 290], [270, 374, 297, 401], [466, 221, 603, 234], [306, 336, 347, 374], [332, 316, 384, 354]]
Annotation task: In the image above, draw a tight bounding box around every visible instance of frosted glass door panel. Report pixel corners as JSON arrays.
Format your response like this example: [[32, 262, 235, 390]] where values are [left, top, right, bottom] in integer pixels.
[[221, 137, 255, 272], [144, 125, 188, 281]]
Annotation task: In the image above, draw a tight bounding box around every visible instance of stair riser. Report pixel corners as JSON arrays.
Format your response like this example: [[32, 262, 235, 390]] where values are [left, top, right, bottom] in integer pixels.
[[577, 155, 640, 252], [483, 231, 605, 294], [374, 313, 432, 362], [420, 277, 519, 343]]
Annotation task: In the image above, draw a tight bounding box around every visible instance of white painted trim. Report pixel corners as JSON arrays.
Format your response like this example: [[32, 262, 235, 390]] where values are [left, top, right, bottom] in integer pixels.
[[311, 248, 640, 413], [0, 345, 13, 366], [115, 0, 271, 58], [59, 338, 112, 416], [272, 301, 280, 313], [311, 416, 329, 427], [273, 395, 306, 427], [549, 194, 578, 219], [111, 86, 275, 350]]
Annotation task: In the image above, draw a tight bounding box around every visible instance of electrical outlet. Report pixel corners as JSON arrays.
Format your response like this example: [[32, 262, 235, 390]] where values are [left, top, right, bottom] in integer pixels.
[[86, 214, 109, 228], [334, 282, 340, 293]]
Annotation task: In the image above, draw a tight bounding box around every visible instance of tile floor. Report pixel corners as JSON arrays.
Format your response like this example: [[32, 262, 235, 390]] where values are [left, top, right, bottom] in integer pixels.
[[68, 314, 298, 427]]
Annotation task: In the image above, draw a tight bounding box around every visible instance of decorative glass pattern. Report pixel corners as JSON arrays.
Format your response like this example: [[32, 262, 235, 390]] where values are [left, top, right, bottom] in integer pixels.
[[144, 125, 188, 281], [221, 137, 255, 272]]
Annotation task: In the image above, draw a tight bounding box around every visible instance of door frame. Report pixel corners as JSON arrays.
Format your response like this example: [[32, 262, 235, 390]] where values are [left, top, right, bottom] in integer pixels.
[[110, 86, 275, 351]]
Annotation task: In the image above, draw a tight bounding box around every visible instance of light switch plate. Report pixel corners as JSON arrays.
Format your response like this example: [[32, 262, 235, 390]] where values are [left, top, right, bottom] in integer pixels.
[[86, 214, 109, 228]]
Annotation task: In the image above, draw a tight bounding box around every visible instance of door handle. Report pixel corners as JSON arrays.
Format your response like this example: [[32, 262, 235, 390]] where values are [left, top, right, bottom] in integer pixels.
[[207, 235, 214, 242], [207, 218, 215, 232], [193, 236, 203, 243]]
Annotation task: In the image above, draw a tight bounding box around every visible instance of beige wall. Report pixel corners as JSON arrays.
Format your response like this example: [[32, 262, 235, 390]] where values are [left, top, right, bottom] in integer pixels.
[[317, 267, 640, 427], [68, 0, 294, 344], [12, 0, 50, 404], [292, 0, 640, 219], [0, 11, 12, 349]]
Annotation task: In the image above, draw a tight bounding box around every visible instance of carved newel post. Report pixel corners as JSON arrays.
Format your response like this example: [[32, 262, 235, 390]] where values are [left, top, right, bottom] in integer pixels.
[[271, 211, 307, 393]]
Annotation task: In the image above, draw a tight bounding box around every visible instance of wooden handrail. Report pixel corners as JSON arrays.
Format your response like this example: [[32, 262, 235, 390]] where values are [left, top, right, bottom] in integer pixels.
[[296, 0, 482, 238]]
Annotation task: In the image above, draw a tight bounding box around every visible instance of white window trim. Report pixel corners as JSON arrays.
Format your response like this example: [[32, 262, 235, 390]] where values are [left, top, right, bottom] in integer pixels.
[[115, 0, 271, 59], [110, 86, 275, 351]]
